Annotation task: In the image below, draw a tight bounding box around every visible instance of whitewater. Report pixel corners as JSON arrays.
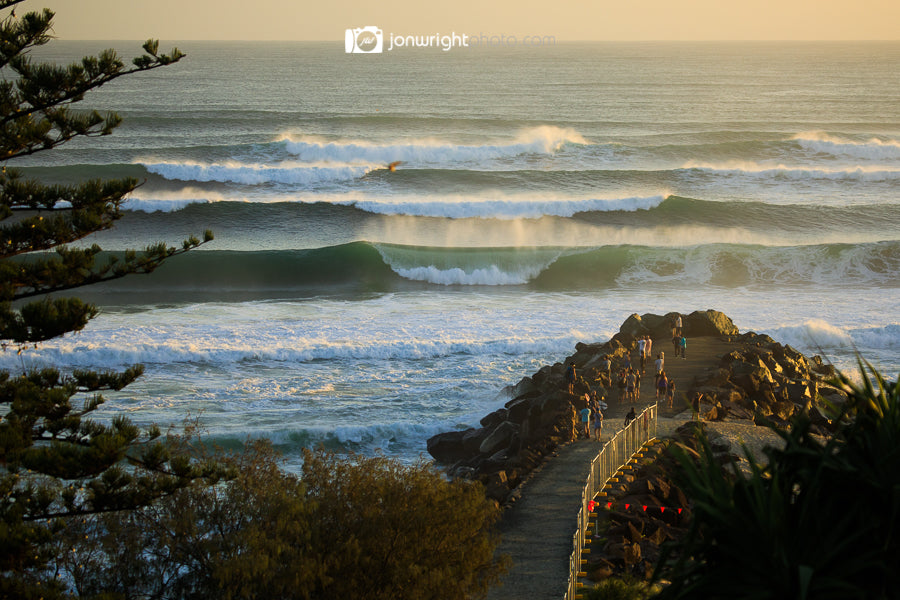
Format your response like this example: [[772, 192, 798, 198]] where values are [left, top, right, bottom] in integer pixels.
[[5, 41, 899, 470]]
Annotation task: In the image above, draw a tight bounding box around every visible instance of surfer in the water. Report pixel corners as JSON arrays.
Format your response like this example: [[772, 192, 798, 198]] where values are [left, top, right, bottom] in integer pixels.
[[387, 160, 402, 172]]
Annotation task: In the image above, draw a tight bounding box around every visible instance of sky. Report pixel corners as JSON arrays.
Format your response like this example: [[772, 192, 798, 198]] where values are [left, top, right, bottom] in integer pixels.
[[43, 0, 900, 41]]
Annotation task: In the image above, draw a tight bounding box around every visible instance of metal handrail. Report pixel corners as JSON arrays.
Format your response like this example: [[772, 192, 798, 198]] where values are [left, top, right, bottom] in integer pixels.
[[565, 404, 658, 599]]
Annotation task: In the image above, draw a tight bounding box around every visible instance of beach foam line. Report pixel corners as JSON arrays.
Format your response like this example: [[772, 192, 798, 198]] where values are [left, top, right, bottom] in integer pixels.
[[792, 131, 900, 160], [277, 125, 589, 164], [1, 330, 577, 370]]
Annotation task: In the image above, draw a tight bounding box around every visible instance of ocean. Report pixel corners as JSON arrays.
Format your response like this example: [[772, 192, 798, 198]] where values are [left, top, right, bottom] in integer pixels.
[[5, 41, 899, 471]]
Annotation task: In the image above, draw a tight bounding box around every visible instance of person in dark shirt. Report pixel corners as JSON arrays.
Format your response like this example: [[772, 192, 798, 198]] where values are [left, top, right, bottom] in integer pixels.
[[624, 407, 636, 426]]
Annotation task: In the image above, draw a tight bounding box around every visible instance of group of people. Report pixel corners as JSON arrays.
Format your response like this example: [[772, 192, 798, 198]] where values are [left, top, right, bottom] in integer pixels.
[[595, 339, 680, 408], [569, 314, 693, 439], [636, 335, 653, 373], [578, 390, 605, 441], [580, 397, 646, 443]]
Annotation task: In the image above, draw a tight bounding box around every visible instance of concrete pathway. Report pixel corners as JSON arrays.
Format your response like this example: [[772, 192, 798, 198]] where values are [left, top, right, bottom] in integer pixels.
[[486, 336, 737, 599]]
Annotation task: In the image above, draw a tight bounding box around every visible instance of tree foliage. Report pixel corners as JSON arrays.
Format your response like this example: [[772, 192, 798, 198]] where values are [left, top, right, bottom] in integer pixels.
[[0, 2, 216, 596], [0, 8, 506, 600], [0, 0, 211, 345], [654, 361, 900, 600], [300, 449, 508, 600], [48, 443, 507, 600]]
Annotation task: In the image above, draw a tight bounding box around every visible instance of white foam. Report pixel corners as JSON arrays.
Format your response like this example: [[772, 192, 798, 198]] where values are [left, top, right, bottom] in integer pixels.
[[793, 131, 900, 161], [616, 242, 900, 287], [123, 187, 234, 212], [278, 125, 588, 165], [350, 194, 668, 219], [772, 319, 857, 350], [120, 186, 672, 220], [141, 159, 374, 185], [0, 307, 582, 370], [390, 264, 539, 286], [849, 324, 900, 350], [768, 322, 900, 377]]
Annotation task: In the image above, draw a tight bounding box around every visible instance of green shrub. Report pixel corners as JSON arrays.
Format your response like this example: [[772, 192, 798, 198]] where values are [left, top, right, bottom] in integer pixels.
[[584, 575, 660, 600], [654, 360, 900, 600]]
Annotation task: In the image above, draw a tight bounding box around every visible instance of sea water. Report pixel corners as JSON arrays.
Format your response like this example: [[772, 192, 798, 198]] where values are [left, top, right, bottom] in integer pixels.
[[5, 41, 899, 471]]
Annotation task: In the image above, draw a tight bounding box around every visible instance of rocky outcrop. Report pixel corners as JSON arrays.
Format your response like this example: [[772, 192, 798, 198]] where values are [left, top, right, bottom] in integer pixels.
[[692, 330, 840, 434], [615, 309, 739, 347], [426, 310, 840, 504], [586, 423, 734, 582]]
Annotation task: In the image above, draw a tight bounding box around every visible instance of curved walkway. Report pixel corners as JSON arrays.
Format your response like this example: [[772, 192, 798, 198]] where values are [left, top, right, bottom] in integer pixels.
[[486, 439, 603, 600], [487, 336, 737, 600]]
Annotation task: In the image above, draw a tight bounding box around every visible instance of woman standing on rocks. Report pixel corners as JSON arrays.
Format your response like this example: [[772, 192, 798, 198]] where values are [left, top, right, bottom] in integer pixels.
[[565, 362, 576, 394]]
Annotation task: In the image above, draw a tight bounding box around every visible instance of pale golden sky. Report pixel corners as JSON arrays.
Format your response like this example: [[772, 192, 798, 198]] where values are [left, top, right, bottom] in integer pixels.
[[46, 0, 900, 40]]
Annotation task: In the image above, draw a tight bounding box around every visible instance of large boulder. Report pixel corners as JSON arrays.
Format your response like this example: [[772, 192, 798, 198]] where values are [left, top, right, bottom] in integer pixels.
[[427, 429, 472, 464], [462, 427, 492, 454], [787, 380, 816, 404], [639, 313, 674, 339], [772, 344, 810, 379], [506, 395, 537, 424], [618, 313, 650, 343], [479, 421, 520, 455], [684, 309, 739, 337], [479, 408, 508, 429], [505, 376, 539, 400]]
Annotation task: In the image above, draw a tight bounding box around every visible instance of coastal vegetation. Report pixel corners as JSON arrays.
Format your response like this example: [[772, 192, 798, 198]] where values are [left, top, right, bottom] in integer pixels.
[[48, 440, 505, 599], [0, 3, 507, 598], [0, 2, 213, 597], [653, 362, 900, 599], [575, 359, 899, 600]]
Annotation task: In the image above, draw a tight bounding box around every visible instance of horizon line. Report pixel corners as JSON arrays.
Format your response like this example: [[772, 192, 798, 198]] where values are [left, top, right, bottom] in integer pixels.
[[53, 38, 900, 43]]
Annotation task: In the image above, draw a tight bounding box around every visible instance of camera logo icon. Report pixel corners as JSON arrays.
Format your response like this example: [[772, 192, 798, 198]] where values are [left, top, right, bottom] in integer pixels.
[[345, 26, 384, 53]]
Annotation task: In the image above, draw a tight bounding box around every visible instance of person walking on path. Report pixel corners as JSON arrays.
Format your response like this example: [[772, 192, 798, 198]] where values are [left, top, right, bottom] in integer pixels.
[[666, 379, 676, 409], [637, 336, 646, 373], [645, 336, 652, 364], [600, 355, 611, 387], [625, 368, 637, 403], [674, 313, 683, 336], [591, 404, 603, 441], [624, 406, 637, 427], [655, 352, 664, 386], [679, 335, 687, 359], [579, 404, 591, 438], [656, 371, 668, 400]]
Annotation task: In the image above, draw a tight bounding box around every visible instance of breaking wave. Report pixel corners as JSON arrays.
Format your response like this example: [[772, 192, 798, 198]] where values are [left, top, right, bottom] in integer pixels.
[[65, 240, 900, 297], [277, 125, 589, 164], [792, 131, 900, 161]]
